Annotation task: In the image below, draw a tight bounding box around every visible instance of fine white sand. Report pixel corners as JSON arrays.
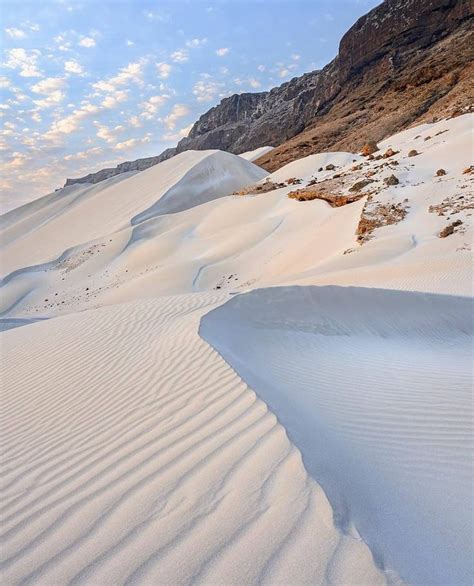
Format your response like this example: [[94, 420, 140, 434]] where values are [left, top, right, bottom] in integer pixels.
[[1, 113, 472, 584], [200, 285, 473, 585], [238, 146, 274, 162]]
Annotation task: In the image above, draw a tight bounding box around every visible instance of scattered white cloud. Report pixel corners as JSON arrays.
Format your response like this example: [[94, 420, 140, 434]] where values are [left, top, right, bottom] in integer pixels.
[[64, 60, 84, 75], [277, 63, 296, 78], [114, 134, 151, 150], [95, 122, 124, 144], [101, 90, 128, 109], [43, 102, 100, 142], [78, 36, 96, 48], [140, 94, 170, 119], [31, 77, 66, 108], [5, 28, 26, 39], [53, 34, 72, 52], [126, 39, 134, 47], [162, 103, 190, 129], [248, 78, 261, 89], [161, 123, 192, 142], [170, 49, 189, 64], [64, 146, 103, 161], [291, 53, 301, 61], [215, 47, 229, 57], [3, 48, 42, 77], [3, 151, 28, 171], [185, 38, 207, 49], [192, 75, 224, 102], [257, 64, 266, 72], [92, 61, 145, 93], [156, 62, 172, 79], [128, 115, 142, 128], [143, 10, 167, 22]]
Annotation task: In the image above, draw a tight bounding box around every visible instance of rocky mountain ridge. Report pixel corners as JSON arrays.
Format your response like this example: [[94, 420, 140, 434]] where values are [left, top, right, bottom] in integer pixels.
[[64, 0, 473, 186]]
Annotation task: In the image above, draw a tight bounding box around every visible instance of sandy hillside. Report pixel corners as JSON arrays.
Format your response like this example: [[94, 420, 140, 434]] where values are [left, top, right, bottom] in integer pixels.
[[1, 114, 472, 585]]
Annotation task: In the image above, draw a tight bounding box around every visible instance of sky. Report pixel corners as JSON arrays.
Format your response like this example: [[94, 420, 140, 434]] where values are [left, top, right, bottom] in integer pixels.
[[1, 0, 380, 212]]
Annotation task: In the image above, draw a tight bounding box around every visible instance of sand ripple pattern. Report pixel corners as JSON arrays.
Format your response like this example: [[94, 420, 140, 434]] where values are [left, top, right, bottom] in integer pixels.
[[1, 293, 385, 585]]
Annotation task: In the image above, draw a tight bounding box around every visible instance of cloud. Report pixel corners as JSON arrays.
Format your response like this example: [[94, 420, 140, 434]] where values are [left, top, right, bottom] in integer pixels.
[[64, 60, 84, 75], [3, 48, 42, 77], [215, 47, 229, 57], [95, 122, 124, 144], [156, 62, 172, 79], [3, 151, 28, 171], [185, 38, 207, 49], [31, 77, 65, 93], [114, 134, 152, 151], [277, 62, 297, 78], [170, 49, 189, 64], [162, 103, 190, 130], [233, 76, 261, 89], [43, 102, 100, 142], [192, 77, 224, 102], [126, 39, 134, 47], [128, 115, 142, 128], [5, 28, 26, 39], [140, 94, 170, 119], [53, 34, 72, 52], [257, 64, 266, 72], [78, 37, 96, 48], [291, 53, 301, 61], [64, 146, 103, 161], [101, 90, 128, 109], [161, 123, 192, 142], [143, 10, 168, 22], [92, 61, 145, 93], [31, 77, 66, 108]]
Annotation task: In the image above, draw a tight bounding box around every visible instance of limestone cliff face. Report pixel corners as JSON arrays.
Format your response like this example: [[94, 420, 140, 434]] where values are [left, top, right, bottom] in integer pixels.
[[64, 0, 473, 186], [175, 71, 324, 154]]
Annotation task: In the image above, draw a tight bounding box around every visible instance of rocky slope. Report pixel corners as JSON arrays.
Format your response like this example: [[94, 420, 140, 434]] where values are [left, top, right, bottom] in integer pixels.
[[64, 148, 175, 187], [64, 0, 473, 185]]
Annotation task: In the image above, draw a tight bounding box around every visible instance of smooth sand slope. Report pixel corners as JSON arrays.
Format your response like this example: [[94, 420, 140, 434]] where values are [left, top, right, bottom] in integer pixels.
[[1, 114, 473, 584], [201, 285, 473, 585]]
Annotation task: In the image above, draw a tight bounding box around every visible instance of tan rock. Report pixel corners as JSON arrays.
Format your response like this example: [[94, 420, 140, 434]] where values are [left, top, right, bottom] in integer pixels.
[[361, 141, 379, 156], [439, 219, 462, 237]]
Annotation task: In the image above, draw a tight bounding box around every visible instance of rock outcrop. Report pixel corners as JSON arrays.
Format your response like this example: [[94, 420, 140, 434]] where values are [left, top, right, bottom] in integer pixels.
[[64, 148, 176, 186], [64, 0, 473, 186]]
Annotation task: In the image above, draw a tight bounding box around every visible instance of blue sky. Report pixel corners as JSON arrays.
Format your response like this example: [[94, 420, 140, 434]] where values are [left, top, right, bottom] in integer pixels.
[[1, 0, 379, 209]]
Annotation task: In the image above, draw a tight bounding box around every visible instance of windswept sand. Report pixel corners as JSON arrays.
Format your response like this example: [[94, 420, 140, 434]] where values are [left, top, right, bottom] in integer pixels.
[[200, 285, 473, 585], [1, 114, 473, 584]]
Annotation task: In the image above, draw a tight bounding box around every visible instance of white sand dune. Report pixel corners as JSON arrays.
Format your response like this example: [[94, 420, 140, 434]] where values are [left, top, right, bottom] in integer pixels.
[[238, 146, 274, 162], [1, 293, 386, 585], [200, 285, 473, 585], [0, 150, 266, 277], [1, 114, 473, 584]]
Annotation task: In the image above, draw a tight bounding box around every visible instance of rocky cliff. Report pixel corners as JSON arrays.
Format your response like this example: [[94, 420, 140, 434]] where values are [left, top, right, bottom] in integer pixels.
[[64, 0, 473, 185]]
